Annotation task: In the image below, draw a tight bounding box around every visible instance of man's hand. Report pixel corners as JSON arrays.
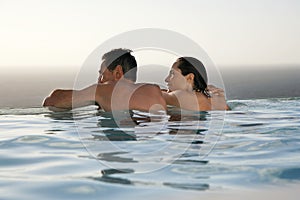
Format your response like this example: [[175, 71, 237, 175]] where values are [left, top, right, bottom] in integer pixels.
[[43, 89, 73, 109]]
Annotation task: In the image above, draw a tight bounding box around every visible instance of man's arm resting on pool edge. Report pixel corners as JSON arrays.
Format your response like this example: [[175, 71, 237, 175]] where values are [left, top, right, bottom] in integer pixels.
[[43, 84, 98, 110]]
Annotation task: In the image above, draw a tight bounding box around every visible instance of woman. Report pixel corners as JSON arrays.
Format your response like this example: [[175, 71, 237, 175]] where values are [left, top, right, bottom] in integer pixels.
[[162, 57, 229, 111]]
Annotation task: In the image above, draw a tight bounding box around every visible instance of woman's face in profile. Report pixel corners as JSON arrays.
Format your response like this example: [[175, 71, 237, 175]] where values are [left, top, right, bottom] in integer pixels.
[[165, 61, 189, 91]]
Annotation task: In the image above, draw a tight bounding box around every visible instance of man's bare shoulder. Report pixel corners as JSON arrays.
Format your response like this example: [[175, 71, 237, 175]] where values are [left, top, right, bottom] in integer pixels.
[[134, 83, 161, 90], [131, 83, 166, 111], [94, 82, 116, 90]]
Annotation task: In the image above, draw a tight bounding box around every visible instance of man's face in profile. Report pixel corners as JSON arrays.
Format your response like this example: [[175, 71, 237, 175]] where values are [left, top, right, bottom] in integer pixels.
[[98, 61, 115, 84]]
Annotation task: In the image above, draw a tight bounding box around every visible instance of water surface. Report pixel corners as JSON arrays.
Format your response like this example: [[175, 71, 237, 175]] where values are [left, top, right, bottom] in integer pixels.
[[0, 98, 300, 199]]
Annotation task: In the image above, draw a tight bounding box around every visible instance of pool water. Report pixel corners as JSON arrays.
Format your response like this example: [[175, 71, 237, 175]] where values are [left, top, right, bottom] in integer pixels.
[[0, 97, 300, 199]]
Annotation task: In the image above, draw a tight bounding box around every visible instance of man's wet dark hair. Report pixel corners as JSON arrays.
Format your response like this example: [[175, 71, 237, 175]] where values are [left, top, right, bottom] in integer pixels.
[[177, 57, 210, 97], [102, 48, 137, 82]]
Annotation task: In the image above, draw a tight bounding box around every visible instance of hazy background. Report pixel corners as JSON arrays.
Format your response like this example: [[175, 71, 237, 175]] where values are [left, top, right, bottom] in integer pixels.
[[0, 0, 299, 107]]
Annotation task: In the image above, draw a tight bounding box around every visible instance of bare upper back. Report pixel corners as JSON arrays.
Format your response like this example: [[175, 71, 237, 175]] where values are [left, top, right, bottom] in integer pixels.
[[95, 80, 166, 111], [163, 90, 228, 111]]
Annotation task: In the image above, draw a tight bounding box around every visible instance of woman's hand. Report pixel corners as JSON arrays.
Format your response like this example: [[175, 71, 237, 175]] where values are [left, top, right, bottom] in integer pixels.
[[207, 85, 225, 97]]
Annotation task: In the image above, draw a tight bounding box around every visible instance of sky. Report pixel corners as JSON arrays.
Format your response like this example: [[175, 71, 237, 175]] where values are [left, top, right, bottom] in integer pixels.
[[1, 0, 300, 74]]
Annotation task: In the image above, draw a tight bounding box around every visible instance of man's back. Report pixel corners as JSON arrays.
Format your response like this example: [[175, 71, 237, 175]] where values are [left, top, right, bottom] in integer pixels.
[[96, 80, 166, 112]]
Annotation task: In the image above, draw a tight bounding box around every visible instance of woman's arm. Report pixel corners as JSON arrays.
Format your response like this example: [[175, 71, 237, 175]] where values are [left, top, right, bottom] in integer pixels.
[[162, 91, 179, 107], [207, 85, 230, 110]]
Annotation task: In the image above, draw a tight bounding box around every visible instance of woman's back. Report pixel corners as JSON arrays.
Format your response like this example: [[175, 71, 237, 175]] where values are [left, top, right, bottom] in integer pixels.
[[163, 90, 228, 111]]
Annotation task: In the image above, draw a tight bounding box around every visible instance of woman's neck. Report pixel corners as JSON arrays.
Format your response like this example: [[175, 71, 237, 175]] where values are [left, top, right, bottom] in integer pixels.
[[185, 84, 194, 92]]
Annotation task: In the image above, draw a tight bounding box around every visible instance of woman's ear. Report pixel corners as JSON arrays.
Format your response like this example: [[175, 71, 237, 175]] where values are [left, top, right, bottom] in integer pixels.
[[185, 73, 194, 83], [114, 65, 124, 80]]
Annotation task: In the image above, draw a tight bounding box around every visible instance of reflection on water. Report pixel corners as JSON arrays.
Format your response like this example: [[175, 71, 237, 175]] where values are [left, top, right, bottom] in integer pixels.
[[71, 105, 223, 189], [75, 106, 223, 174], [0, 98, 300, 199], [97, 152, 138, 163]]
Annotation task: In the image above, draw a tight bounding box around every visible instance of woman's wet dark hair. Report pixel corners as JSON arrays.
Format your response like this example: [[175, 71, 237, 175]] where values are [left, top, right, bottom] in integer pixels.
[[176, 57, 211, 97]]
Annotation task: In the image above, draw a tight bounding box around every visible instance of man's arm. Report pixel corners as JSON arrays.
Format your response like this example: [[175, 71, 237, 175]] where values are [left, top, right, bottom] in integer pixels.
[[43, 84, 98, 110]]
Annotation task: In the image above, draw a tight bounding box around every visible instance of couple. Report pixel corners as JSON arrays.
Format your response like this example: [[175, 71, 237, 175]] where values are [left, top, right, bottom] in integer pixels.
[[43, 48, 229, 112]]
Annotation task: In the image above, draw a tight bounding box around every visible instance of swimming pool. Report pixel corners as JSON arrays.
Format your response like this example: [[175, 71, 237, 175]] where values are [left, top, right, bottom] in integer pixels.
[[1, 97, 300, 199]]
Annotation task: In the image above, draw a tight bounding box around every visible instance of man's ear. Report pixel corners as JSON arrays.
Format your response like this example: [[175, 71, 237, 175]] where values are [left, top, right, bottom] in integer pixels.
[[113, 65, 124, 80]]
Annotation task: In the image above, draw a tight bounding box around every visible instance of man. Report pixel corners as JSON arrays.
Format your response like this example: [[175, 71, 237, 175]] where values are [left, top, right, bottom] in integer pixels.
[[43, 48, 167, 112]]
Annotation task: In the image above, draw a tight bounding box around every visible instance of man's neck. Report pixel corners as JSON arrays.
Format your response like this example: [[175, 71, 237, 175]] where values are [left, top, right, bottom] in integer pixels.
[[118, 77, 135, 84]]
